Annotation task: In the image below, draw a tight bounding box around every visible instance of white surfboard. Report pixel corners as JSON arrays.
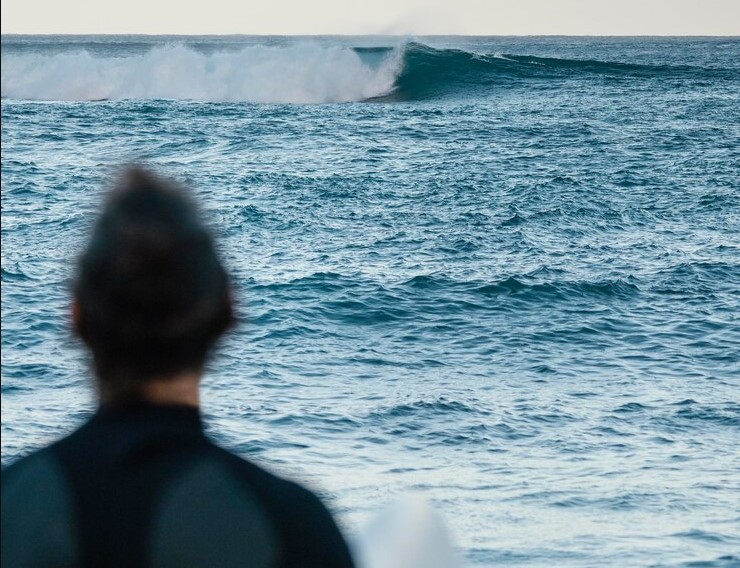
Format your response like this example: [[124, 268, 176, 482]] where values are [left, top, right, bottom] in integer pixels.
[[353, 494, 461, 568]]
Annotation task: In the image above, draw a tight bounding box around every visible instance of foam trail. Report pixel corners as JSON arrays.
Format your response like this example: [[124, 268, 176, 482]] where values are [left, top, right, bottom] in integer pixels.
[[1, 43, 403, 103]]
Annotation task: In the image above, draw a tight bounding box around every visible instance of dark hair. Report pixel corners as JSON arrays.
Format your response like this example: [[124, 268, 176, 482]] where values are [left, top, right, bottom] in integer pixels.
[[74, 167, 233, 389]]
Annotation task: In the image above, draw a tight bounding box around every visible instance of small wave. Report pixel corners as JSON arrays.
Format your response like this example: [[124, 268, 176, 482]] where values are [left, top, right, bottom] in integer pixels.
[[674, 404, 740, 427], [254, 271, 351, 292], [649, 401, 740, 431], [473, 276, 640, 300], [673, 529, 740, 545], [371, 397, 489, 419], [268, 412, 361, 432], [673, 556, 740, 568], [400, 271, 640, 302], [1, 265, 30, 283], [614, 402, 652, 413], [551, 492, 683, 511]]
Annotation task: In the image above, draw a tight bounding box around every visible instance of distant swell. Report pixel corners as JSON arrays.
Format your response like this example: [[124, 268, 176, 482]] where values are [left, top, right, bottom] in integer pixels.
[[2, 41, 733, 103]]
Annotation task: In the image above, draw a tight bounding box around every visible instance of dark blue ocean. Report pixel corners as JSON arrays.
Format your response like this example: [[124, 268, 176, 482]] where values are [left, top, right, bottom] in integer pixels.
[[2, 35, 739, 566]]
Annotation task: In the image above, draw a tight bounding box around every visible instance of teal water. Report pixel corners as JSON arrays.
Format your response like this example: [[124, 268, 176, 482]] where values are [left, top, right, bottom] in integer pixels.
[[2, 36, 739, 566]]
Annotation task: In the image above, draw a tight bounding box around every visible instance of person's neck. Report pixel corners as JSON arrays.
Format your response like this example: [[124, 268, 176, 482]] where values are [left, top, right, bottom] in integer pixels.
[[98, 371, 202, 408]]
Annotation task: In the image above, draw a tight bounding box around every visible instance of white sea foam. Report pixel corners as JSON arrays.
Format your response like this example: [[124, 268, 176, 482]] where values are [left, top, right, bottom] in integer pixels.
[[1, 44, 402, 103]]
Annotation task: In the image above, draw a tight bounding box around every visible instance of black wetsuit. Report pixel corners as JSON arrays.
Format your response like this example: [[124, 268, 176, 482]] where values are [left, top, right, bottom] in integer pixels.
[[1, 402, 355, 568]]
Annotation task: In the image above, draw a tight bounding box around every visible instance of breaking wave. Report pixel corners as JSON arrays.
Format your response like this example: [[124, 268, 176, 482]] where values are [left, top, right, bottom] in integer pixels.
[[0, 43, 402, 103], [2, 41, 732, 103]]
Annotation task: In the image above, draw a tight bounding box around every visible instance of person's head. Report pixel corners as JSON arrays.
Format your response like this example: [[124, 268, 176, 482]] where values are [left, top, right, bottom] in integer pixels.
[[73, 166, 234, 401]]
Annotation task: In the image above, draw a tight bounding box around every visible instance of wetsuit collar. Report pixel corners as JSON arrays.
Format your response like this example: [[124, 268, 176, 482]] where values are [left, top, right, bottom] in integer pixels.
[[95, 400, 204, 433]]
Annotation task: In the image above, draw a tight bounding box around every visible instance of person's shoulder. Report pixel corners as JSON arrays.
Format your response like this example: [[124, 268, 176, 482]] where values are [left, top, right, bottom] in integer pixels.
[[2, 445, 65, 491], [206, 444, 356, 567], [205, 443, 331, 518], [2, 444, 73, 515], [2, 447, 78, 567]]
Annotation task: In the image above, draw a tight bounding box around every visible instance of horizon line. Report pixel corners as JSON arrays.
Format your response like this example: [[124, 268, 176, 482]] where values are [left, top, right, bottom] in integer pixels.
[[2, 32, 739, 38]]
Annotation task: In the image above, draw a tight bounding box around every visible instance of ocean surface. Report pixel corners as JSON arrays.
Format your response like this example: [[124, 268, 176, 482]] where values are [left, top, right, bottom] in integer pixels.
[[2, 35, 739, 566]]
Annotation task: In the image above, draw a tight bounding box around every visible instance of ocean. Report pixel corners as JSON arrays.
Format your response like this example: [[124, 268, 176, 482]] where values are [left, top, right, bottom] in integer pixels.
[[1, 35, 739, 566]]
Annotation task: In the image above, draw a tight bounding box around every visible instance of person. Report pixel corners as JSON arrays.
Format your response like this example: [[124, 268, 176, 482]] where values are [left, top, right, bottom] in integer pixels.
[[1, 167, 356, 568]]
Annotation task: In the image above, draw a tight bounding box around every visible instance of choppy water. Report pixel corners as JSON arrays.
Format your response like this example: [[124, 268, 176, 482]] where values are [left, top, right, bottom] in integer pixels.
[[2, 35, 740, 566]]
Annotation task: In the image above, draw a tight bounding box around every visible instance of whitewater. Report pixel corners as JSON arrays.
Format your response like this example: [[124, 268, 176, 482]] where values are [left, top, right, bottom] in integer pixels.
[[2, 35, 740, 566], [2, 42, 403, 102]]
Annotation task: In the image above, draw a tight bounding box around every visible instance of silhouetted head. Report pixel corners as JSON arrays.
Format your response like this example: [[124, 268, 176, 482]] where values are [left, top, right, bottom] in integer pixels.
[[73, 167, 233, 397]]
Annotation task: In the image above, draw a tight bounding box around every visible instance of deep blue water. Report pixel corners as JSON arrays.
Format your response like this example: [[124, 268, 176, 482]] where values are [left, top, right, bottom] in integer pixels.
[[1, 35, 739, 566]]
